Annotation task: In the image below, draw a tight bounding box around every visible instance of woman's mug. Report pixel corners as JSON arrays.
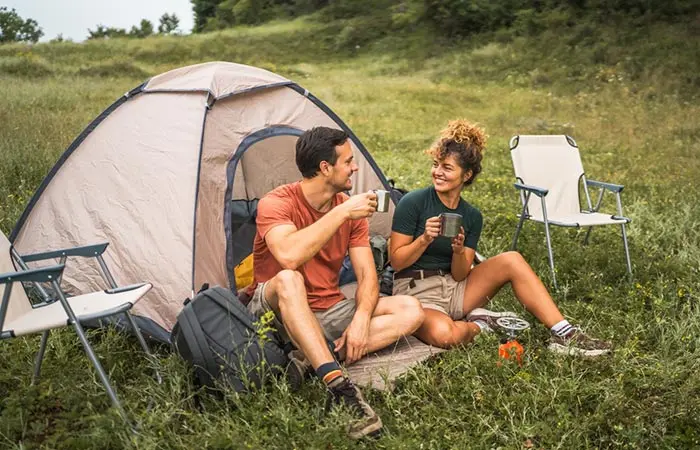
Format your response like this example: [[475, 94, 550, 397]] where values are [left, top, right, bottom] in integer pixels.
[[439, 213, 462, 237], [372, 189, 390, 213]]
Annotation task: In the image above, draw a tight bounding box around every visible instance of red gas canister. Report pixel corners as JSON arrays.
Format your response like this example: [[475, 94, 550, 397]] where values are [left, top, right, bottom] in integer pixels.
[[498, 338, 524, 366]]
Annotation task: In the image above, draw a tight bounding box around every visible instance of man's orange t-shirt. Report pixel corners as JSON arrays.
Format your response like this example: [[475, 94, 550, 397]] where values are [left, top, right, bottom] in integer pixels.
[[249, 181, 370, 311]]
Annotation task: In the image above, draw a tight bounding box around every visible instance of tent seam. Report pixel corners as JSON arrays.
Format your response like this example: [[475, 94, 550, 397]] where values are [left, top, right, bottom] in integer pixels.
[[191, 95, 211, 294]]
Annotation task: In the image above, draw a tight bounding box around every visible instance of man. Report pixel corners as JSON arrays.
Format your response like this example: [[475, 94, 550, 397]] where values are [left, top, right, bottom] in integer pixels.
[[245, 126, 424, 439]]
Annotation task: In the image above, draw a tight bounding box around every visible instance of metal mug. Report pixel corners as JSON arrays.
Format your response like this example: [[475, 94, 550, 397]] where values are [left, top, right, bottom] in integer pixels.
[[372, 189, 390, 213], [439, 213, 462, 238]]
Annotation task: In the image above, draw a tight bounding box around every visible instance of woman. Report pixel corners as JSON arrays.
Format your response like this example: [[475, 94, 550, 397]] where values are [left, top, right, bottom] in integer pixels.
[[389, 119, 611, 356]]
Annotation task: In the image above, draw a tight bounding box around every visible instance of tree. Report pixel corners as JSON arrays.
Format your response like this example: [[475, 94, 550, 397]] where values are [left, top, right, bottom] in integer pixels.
[[87, 24, 128, 40], [192, 0, 223, 32], [88, 19, 156, 40], [129, 19, 154, 38], [158, 13, 180, 34], [0, 7, 43, 43]]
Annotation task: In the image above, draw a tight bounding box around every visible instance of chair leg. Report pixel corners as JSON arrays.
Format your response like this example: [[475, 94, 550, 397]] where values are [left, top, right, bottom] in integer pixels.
[[621, 223, 632, 276], [123, 312, 162, 384], [31, 330, 51, 385], [583, 226, 593, 245], [71, 319, 130, 424], [512, 215, 527, 250], [543, 221, 558, 290]]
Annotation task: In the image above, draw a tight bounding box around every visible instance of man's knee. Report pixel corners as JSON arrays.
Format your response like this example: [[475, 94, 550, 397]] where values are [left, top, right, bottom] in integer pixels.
[[269, 269, 306, 308], [273, 269, 304, 291], [276, 268, 304, 284], [391, 295, 425, 333]]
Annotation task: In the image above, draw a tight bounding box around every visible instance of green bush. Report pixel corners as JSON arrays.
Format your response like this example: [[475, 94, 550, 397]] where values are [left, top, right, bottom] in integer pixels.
[[0, 55, 52, 78], [201, 0, 300, 29], [565, 0, 699, 20], [191, 0, 700, 40], [332, 13, 394, 51], [420, 0, 698, 38], [320, 0, 388, 20], [291, 0, 329, 15], [422, 0, 525, 36]]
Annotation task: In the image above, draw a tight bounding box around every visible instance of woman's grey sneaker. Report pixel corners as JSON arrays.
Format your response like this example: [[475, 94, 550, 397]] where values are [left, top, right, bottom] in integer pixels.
[[285, 349, 312, 391], [326, 377, 383, 440], [465, 308, 519, 332], [548, 328, 612, 357]]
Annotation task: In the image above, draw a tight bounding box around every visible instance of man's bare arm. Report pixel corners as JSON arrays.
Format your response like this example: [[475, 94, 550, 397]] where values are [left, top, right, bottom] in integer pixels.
[[349, 246, 379, 318], [265, 193, 376, 270], [335, 245, 378, 364], [265, 210, 348, 270]]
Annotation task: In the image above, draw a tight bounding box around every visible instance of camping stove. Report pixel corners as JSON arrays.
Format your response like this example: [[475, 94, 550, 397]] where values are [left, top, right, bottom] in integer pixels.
[[496, 316, 530, 366]]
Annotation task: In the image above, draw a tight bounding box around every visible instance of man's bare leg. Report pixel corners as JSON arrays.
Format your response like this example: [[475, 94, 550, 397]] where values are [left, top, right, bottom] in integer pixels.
[[364, 295, 424, 353], [334, 295, 424, 362], [265, 270, 384, 439], [263, 269, 335, 368]]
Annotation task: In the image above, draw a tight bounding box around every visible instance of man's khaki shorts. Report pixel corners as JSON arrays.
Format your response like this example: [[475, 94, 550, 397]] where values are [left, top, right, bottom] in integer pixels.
[[392, 273, 466, 320], [247, 281, 357, 342]]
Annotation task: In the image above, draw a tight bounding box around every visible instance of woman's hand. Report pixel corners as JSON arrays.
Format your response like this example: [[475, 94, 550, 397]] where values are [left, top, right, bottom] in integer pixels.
[[451, 226, 465, 254], [420, 216, 441, 245]]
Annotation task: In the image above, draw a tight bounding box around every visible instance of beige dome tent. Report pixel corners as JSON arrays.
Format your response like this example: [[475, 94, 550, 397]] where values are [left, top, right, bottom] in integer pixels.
[[10, 62, 397, 343]]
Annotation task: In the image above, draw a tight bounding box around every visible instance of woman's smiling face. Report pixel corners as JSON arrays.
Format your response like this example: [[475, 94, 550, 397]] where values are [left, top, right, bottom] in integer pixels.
[[431, 153, 471, 193]]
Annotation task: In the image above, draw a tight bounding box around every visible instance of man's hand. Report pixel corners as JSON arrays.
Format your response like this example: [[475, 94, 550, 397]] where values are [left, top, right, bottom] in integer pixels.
[[334, 314, 370, 365], [339, 192, 377, 220], [451, 226, 465, 255], [421, 216, 441, 245]]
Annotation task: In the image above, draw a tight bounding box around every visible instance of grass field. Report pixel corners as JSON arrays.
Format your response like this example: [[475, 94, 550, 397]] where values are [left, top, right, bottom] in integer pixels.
[[1, 14, 699, 449]]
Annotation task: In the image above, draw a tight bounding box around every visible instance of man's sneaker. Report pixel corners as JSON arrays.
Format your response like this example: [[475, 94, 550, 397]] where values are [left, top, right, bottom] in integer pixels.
[[548, 328, 612, 357], [465, 308, 519, 332], [285, 350, 312, 391], [326, 377, 383, 440]]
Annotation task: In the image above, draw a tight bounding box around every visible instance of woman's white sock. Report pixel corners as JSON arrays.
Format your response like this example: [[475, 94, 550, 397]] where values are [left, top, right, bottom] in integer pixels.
[[551, 320, 574, 337], [473, 320, 492, 333]]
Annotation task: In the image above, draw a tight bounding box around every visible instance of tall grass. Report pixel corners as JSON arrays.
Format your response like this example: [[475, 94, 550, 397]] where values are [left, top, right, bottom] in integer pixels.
[[1, 14, 699, 449]]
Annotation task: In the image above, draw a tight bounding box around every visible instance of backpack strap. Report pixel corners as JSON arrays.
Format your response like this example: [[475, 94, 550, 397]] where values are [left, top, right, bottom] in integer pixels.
[[178, 305, 218, 387]]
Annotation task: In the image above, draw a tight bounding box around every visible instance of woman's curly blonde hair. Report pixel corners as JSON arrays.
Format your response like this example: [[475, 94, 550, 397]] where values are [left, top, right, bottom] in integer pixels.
[[426, 119, 487, 187]]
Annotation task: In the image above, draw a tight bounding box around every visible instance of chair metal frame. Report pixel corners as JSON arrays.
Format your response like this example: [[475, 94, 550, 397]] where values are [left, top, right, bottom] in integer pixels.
[[0, 242, 161, 425], [509, 135, 632, 289]]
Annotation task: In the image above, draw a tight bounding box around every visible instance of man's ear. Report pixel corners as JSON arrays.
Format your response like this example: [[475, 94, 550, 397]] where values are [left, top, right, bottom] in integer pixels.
[[319, 160, 331, 176]]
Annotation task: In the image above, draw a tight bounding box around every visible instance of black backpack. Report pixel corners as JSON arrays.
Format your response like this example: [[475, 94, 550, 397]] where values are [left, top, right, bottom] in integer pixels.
[[171, 285, 288, 393]]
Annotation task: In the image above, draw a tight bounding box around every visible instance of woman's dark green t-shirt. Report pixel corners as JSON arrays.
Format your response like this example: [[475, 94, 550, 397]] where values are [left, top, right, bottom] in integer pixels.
[[391, 187, 483, 271]]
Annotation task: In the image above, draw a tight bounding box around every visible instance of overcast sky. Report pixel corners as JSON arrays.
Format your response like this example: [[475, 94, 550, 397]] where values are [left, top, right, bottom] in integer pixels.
[[4, 0, 195, 42]]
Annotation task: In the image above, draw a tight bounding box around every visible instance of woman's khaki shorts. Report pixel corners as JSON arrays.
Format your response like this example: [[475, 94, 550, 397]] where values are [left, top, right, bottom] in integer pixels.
[[393, 274, 466, 320]]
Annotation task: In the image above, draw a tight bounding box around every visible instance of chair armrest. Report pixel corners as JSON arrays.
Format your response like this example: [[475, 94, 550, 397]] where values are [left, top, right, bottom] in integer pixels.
[[20, 243, 109, 263], [105, 283, 150, 294], [514, 183, 548, 197], [586, 179, 624, 193], [0, 264, 66, 285]]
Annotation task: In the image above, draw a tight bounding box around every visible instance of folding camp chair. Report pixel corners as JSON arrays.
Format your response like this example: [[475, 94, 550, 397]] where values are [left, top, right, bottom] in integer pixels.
[[0, 231, 160, 424], [509, 135, 632, 289]]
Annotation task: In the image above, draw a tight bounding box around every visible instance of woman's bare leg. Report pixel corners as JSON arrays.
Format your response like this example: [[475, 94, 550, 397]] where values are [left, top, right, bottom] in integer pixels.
[[462, 251, 564, 327], [414, 308, 480, 349]]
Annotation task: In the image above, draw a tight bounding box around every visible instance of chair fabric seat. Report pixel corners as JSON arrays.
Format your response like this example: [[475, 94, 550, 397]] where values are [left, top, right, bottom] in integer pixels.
[[4, 283, 151, 337], [525, 212, 630, 227]]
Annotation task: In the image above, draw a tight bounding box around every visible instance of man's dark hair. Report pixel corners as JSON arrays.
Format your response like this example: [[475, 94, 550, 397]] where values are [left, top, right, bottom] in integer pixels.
[[296, 127, 349, 178]]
